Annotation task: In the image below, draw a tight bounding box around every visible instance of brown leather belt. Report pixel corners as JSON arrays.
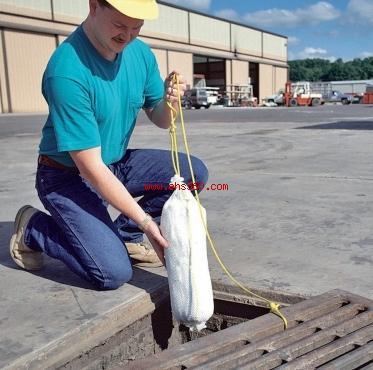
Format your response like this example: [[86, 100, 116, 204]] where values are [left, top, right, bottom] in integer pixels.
[[38, 155, 79, 173]]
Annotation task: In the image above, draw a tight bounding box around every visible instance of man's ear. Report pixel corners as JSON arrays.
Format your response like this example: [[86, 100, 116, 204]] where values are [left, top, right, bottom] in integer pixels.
[[89, 0, 98, 16]]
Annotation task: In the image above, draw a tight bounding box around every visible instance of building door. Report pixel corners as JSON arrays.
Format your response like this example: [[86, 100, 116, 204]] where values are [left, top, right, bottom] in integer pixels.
[[249, 62, 259, 100], [193, 55, 226, 91]]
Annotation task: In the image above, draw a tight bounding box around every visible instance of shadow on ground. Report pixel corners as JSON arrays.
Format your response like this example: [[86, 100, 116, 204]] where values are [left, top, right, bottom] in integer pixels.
[[296, 120, 373, 130]]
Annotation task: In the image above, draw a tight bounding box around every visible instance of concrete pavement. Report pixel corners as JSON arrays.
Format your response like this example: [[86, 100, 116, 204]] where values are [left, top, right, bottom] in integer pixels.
[[1, 105, 373, 367]]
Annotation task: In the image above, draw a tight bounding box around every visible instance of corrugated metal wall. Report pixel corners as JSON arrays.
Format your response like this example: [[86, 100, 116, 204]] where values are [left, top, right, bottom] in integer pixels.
[[189, 14, 230, 50], [142, 4, 189, 43], [152, 48, 168, 79], [275, 67, 288, 92], [263, 34, 287, 61], [0, 0, 51, 19], [232, 60, 249, 86], [331, 82, 367, 94], [152, 47, 193, 88], [231, 25, 261, 57], [168, 51, 193, 88], [3, 29, 56, 112], [260, 64, 274, 102], [53, 0, 87, 23], [0, 29, 8, 113]]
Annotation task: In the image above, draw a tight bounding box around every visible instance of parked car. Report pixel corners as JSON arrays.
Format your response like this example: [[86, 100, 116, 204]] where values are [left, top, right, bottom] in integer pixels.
[[350, 93, 364, 104], [323, 90, 353, 105], [182, 88, 211, 109], [265, 93, 284, 106]]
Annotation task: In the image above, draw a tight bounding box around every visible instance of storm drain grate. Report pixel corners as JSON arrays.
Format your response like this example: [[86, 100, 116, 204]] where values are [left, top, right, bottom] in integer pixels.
[[126, 289, 373, 369]]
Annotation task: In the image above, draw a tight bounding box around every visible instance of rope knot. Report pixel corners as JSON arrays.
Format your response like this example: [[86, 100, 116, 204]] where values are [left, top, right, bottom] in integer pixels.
[[269, 302, 288, 329]]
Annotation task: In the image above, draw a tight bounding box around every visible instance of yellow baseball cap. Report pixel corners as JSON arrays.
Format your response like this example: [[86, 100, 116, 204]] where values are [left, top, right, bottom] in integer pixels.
[[106, 0, 159, 20]]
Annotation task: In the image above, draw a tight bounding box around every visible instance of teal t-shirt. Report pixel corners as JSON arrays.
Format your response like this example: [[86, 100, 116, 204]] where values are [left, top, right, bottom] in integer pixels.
[[39, 25, 164, 166]]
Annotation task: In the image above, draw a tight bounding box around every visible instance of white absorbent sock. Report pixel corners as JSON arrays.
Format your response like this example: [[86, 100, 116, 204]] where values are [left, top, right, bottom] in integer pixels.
[[160, 175, 214, 331]]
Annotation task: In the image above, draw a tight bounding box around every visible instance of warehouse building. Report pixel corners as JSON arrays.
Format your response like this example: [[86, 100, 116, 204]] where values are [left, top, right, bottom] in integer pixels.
[[0, 0, 288, 113], [330, 80, 373, 95]]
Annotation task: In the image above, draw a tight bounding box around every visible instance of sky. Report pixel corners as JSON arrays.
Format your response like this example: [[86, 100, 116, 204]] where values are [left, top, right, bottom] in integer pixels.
[[161, 0, 373, 61]]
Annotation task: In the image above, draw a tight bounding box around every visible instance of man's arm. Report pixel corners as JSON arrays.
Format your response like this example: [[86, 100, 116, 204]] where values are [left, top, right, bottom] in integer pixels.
[[70, 147, 167, 263], [145, 71, 186, 129]]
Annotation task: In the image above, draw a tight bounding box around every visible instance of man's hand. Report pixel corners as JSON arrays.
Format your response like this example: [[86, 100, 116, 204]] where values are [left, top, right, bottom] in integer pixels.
[[142, 220, 168, 265], [164, 71, 187, 108], [145, 71, 187, 129]]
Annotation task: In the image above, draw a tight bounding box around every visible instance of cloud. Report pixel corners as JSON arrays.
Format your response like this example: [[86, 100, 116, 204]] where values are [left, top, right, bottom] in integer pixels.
[[359, 51, 373, 58], [161, 0, 211, 11], [214, 9, 239, 21], [347, 0, 373, 25], [293, 47, 336, 61], [301, 47, 328, 57], [243, 2, 340, 28], [288, 36, 300, 46]]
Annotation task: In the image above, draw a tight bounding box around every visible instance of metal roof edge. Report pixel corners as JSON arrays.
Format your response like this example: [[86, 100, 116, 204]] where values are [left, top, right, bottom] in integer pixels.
[[330, 79, 373, 84]]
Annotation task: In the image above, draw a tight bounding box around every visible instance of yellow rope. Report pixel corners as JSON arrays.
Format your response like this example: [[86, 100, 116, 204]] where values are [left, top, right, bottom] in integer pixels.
[[169, 109, 181, 176], [166, 74, 288, 329]]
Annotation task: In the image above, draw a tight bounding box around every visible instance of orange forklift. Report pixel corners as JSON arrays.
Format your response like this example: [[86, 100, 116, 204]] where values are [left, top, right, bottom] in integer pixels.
[[284, 81, 323, 107]]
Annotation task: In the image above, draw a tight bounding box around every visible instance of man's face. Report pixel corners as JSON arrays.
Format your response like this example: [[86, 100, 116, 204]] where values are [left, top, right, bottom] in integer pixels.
[[91, 1, 144, 56]]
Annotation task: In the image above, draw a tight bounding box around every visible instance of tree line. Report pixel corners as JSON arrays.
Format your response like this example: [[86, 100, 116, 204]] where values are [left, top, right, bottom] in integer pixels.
[[289, 57, 373, 82]]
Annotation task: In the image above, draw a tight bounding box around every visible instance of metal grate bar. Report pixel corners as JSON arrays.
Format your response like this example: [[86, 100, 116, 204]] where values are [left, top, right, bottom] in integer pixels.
[[318, 341, 373, 370], [277, 326, 373, 369], [237, 311, 373, 369], [125, 290, 373, 370], [359, 362, 373, 370], [127, 291, 348, 370], [186, 303, 365, 369]]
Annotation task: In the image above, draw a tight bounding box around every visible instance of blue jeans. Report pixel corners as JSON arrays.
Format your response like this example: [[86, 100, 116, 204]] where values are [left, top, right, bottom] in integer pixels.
[[25, 149, 208, 290]]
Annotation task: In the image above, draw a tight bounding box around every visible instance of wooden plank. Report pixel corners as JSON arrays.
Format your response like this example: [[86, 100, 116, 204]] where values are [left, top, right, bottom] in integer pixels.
[[235, 311, 373, 369], [277, 325, 373, 369], [185, 303, 364, 369], [318, 341, 373, 370]]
